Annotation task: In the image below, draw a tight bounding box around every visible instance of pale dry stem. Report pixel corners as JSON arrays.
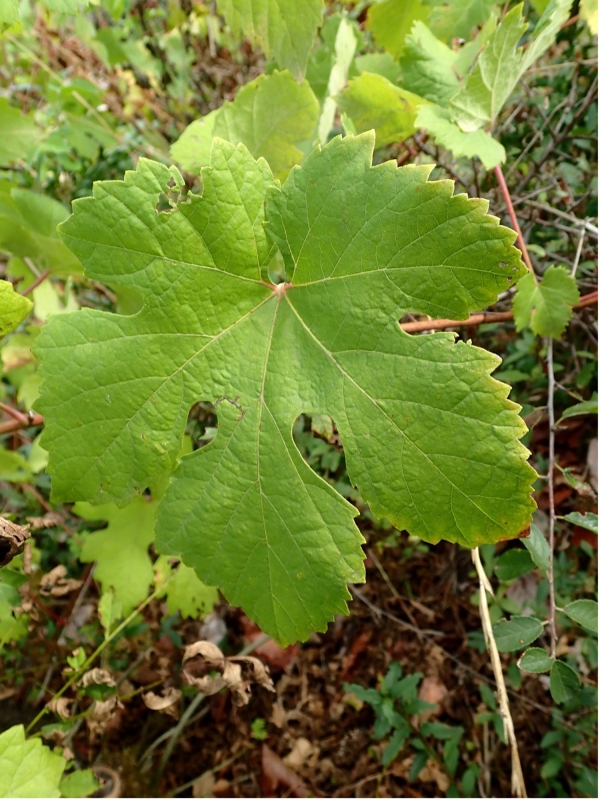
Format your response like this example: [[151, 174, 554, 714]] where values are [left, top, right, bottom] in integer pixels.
[[472, 547, 527, 798]]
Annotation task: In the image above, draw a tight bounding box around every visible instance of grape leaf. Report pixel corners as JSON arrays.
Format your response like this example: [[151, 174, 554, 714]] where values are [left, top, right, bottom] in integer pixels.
[[171, 70, 319, 181], [36, 134, 535, 645], [580, 0, 598, 34], [366, 0, 428, 59], [0, 0, 19, 27], [399, 22, 461, 106], [513, 266, 580, 338], [428, 0, 498, 42], [76, 499, 157, 616], [0, 725, 65, 798], [336, 74, 425, 147], [215, 0, 323, 80], [415, 104, 506, 169], [0, 280, 32, 339]]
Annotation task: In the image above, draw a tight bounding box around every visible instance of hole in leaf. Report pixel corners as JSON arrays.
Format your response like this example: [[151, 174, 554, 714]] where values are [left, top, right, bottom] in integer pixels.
[[292, 414, 354, 497], [156, 192, 174, 214], [186, 401, 218, 449]]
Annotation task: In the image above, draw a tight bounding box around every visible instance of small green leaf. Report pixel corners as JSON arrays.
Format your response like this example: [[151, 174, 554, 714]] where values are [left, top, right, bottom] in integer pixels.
[[0, 725, 65, 798], [382, 726, 409, 766], [409, 750, 429, 782], [513, 267, 580, 339], [521, 522, 551, 577], [0, 280, 32, 339], [563, 600, 598, 633], [495, 548, 534, 581], [558, 393, 598, 423], [415, 104, 506, 170], [518, 647, 553, 673], [562, 512, 598, 535], [550, 660, 581, 703], [336, 72, 425, 147], [215, 0, 323, 79], [492, 616, 543, 652], [58, 769, 100, 798], [98, 590, 122, 638]]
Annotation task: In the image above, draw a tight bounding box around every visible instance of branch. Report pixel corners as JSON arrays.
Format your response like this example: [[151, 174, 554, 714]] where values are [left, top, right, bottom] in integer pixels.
[[400, 290, 597, 333]]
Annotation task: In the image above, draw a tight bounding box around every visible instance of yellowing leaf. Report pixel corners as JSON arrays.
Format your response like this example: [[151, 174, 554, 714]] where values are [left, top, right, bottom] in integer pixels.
[[0, 725, 65, 798], [0, 280, 31, 339], [366, 0, 428, 58], [416, 104, 506, 169]]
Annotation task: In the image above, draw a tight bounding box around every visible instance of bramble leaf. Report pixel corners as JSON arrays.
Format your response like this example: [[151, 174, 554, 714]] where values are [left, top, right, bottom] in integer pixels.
[[492, 616, 544, 651], [562, 511, 598, 534], [513, 266, 580, 338], [0, 280, 32, 339], [0, 725, 65, 798], [35, 134, 535, 645], [518, 647, 553, 673], [215, 0, 324, 79], [563, 599, 598, 633], [171, 71, 319, 181], [550, 659, 581, 703]]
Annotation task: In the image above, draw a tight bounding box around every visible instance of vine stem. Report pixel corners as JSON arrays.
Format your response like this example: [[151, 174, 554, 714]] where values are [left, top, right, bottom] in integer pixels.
[[25, 577, 173, 735], [494, 164, 536, 280], [472, 548, 527, 798], [546, 338, 558, 658]]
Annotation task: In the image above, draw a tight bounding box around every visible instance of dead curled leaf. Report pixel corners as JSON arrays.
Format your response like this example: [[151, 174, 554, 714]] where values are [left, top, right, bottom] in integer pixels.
[[0, 517, 30, 567], [143, 687, 182, 719], [182, 640, 275, 707], [46, 696, 72, 719], [80, 668, 115, 688], [40, 564, 83, 597]]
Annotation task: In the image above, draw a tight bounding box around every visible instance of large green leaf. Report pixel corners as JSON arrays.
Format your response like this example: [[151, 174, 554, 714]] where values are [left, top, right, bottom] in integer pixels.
[[0, 725, 65, 798], [215, 0, 323, 79], [171, 70, 319, 181], [35, 135, 535, 644], [513, 266, 580, 338], [399, 22, 461, 106], [366, 0, 428, 58], [336, 74, 425, 147], [563, 599, 598, 633], [0, 281, 32, 339]]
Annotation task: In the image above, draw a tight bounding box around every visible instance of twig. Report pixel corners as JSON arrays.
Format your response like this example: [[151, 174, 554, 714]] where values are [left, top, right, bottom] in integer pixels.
[[21, 269, 50, 297], [546, 338, 558, 659], [524, 200, 599, 238], [494, 164, 535, 276], [399, 290, 597, 333], [472, 548, 527, 799], [0, 412, 44, 435], [350, 585, 444, 638]]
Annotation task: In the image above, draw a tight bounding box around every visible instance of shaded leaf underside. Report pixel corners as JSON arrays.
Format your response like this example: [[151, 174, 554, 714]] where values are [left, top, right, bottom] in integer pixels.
[[35, 134, 535, 644]]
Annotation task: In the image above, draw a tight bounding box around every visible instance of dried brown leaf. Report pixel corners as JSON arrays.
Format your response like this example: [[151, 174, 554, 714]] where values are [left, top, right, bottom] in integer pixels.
[[46, 696, 71, 719], [261, 744, 308, 797], [143, 688, 182, 719], [0, 517, 30, 567], [40, 565, 83, 597]]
